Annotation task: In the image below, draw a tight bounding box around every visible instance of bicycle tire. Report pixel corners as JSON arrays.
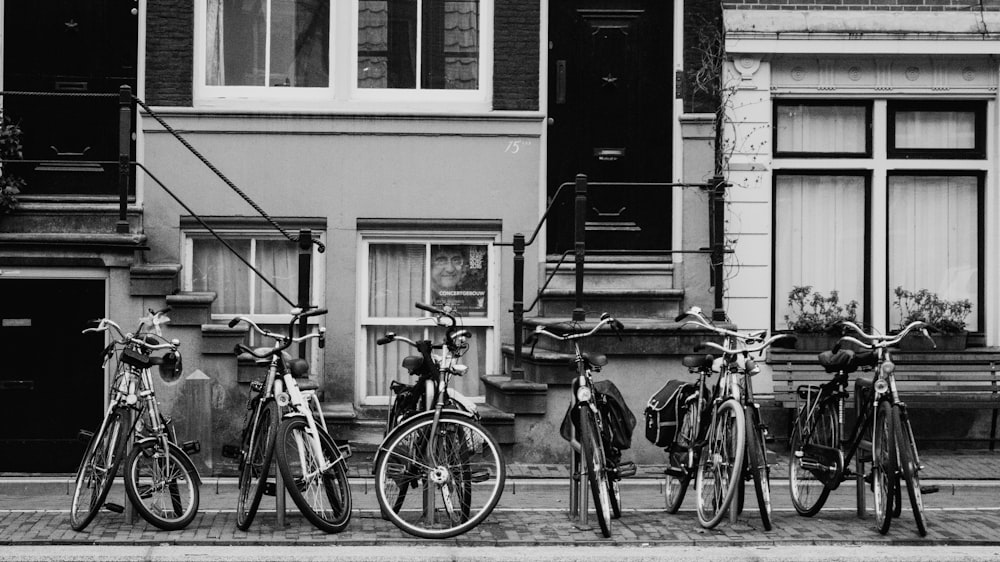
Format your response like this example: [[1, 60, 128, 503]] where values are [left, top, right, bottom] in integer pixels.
[[578, 407, 612, 537], [696, 400, 745, 529], [374, 411, 505, 539], [788, 399, 837, 517], [275, 417, 352, 533], [665, 403, 699, 513], [873, 399, 896, 535], [893, 405, 927, 536], [124, 439, 200, 531], [745, 405, 772, 530], [608, 477, 622, 519], [70, 408, 128, 532], [236, 398, 279, 531]]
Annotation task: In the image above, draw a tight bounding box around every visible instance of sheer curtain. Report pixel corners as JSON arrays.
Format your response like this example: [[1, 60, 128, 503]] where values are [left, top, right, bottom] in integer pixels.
[[368, 244, 426, 396], [191, 238, 251, 314], [895, 111, 975, 149], [774, 175, 865, 329], [206, 0, 225, 85], [255, 239, 297, 314], [776, 104, 867, 153], [888, 175, 978, 330]]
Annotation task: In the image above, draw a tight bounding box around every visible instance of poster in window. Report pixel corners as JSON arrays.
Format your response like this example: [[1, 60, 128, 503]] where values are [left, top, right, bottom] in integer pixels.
[[430, 244, 488, 317]]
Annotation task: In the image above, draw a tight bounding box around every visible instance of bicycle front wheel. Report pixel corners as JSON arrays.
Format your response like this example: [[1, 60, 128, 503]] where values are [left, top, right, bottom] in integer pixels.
[[788, 399, 837, 517], [70, 408, 128, 532], [696, 400, 745, 529], [579, 407, 612, 537], [374, 412, 505, 539], [665, 402, 699, 513], [873, 399, 896, 535], [124, 440, 200, 531], [745, 405, 772, 531], [275, 417, 352, 533], [236, 398, 278, 531], [893, 405, 926, 536]]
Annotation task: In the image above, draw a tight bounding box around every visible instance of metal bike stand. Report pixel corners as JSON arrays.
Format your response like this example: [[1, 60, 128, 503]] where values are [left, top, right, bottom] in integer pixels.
[[568, 422, 588, 524], [276, 468, 287, 527], [855, 380, 868, 518]]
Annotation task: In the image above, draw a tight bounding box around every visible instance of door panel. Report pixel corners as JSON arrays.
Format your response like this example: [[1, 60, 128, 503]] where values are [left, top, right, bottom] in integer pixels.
[[547, 1, 672, 254], [3, 0, 137, 197], [0, 279, 105, 472]]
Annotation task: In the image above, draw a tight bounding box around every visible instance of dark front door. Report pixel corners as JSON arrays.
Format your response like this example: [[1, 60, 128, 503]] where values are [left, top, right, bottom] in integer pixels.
[[3, 0, 137, 197], [547, 0, 672, 254], [0, 279, 105, 472]]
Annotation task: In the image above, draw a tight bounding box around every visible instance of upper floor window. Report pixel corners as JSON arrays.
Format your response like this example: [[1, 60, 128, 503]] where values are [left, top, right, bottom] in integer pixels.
[[888, 101, 986, 159], [774, 101, 871, 157]]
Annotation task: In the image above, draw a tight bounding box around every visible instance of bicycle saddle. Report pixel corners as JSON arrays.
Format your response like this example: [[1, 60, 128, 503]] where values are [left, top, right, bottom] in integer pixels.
[[818, 349, 877, 373], [402, 355, 423, 372], [682, 354, 714, 369], [582, 353, 607, 367]]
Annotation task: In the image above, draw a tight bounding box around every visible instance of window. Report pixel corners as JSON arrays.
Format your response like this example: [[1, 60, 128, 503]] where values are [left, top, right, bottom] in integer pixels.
[[182, 227, 326, 352], [359, 235, 497, 405], [772, 99, 987, 335], [357, 0, 480, 90]]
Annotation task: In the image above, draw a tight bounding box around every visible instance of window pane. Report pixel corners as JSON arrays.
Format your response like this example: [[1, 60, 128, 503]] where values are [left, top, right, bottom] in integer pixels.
[[774, 175, 865, 330], [358, 0, 417, 88], [207, 0, 267, 86], [775, 104, 866, 154], [889, 176, 978, 331], [191, 238, 251, 314], [422, 0, 479, 90], [430, 243, 488, 317], [255, 239, 298, 314], [369, 244, 425, 317], [895, 110, 976, 150], [365, 325, 485, 397], [428, 325, 485, 396], [270, 0, 330, 87]]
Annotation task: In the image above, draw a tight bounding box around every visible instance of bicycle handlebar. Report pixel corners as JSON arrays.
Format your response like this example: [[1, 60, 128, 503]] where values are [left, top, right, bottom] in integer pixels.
[[833, 320, 936, 352], [694, 333, 796, 356], [532, 314, 622, 342], [84, 314, 179, 351], [675, 306, 743, 340], [229, 308, 328, 355]]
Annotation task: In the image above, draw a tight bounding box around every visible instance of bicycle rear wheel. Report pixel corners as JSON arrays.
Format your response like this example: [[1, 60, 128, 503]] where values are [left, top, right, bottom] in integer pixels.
[[696, 400, 745, 529], [236, 399, 278, 531], [893, 405, 926, 536], [665, 403, 699, 513], [275, 417, 352, 533], [374, 412, 505, 539], [70, 408, 128, 532], [579, 407, 612, 537], [124, 440, 200, 531], [745, 405, 771, 531], [788, 399, 837, 517], [873, 399, 896, 535]]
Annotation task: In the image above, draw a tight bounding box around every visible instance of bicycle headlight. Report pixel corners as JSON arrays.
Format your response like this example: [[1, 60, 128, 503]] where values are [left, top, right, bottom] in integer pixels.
[[576, 385, 593, 403], [874, 378, 889, 394], [158, 350, 183, 383], [276, 392, 290, 407]]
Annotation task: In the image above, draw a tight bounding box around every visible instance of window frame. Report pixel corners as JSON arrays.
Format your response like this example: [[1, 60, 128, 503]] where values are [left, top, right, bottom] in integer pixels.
[[356, 228, 499, 406], [887, 100, 987, 160], [772, 100, 873, 159]]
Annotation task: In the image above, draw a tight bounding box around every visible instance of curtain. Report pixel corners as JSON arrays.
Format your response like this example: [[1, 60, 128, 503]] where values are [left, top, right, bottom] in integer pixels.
[[368, 244, 425, 317], [888, 176, 978, 330], [206, 0, 225, 85], [191, 238, 251, 314], [255, 239, 297, 314], [776, 104, 866, 153], [774, 175, 866, 330], [895, 111, 975, 149]]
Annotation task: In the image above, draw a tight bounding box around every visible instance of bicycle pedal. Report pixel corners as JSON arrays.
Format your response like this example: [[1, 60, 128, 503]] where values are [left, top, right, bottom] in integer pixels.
[[921, 485, 940, 495], [663, 467, 687, 479], [182, 440, 201, 455], [469, 469, 491, 483], [337, 443, 352, 459], [221, 444, 241, 459], [77, 430, 95, 443], [104, 503, 125, 514], [263, 482, 277, 496], [614, 461, 637, 478]]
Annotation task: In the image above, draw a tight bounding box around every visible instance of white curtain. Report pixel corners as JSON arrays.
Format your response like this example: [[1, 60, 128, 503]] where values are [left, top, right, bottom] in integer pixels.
[[206, 0, 225, 85], [192, 238, 251, 314], [895, 111, 975, 149], [888, 176, 978, 330], [776, 104, 866, 153], [255, 239, 297, 314], [774, 175, 866, 330]]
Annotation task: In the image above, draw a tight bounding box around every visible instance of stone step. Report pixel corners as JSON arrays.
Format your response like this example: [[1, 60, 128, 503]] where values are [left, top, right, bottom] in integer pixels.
[[0, 201, 142, 234]]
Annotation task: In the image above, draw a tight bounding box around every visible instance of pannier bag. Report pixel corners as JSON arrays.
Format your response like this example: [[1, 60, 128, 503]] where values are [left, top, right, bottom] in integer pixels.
[[644, 380, 696, 447], [560, 379, 637, 450]]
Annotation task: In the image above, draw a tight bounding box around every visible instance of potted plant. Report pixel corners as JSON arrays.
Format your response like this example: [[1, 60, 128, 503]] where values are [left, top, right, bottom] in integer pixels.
[[892, 287, 972, 351], [784, 285, 860, 351], [0, 112, 25, 214]]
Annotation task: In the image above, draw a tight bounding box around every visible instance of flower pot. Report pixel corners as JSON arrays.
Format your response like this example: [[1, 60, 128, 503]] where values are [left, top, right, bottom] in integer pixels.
[[896, 331, 968, 351], [792, 333, 842, 352]]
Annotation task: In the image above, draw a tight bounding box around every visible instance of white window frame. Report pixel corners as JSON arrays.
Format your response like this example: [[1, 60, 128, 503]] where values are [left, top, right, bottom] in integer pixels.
[[771, 98, 992, 333], [356, 231, 499, 406]]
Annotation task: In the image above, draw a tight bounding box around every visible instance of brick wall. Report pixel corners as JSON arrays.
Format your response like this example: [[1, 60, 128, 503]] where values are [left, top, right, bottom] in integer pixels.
[[493, 0, 540, 111], [145, 0, 193, 107], [723, 0, 1000, 10]]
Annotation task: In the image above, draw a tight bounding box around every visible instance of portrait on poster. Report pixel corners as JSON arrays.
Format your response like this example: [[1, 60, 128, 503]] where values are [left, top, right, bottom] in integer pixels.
[[429, 244, 488, 317]]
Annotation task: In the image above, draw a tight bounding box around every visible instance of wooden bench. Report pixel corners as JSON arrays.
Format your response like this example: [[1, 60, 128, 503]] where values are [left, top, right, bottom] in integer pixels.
[[769, 349, 1000, 449]]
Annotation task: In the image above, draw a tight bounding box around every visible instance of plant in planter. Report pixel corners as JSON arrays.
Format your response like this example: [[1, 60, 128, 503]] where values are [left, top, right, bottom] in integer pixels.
[[784, 285, 860, 350], [892, 287, 972, 350], [0, 112, 25, 214]]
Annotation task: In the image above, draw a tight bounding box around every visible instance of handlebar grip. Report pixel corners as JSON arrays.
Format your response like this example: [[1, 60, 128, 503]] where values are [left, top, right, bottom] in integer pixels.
[[376, 333, 395, 345], [453, 329, 472, 340], [298, 307, 329, 320], [319, 336, 325, 349], [228, 317, 242, 328], [674, 312, 688, 322], [234, 343, 252, 355]]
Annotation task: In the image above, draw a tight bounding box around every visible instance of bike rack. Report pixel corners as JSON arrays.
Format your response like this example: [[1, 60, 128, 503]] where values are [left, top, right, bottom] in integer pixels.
[[855, 381, 868, 518], [567, 423, 589, 524]]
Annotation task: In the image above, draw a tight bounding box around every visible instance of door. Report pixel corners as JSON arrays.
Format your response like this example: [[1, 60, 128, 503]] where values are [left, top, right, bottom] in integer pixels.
[[3, 0, 137, 197], [547, 0, 672, 254], [0, 279, 105, 472]]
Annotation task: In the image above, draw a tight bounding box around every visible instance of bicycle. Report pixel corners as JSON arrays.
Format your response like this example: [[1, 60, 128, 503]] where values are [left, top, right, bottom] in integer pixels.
[[788, 320, 933, 536], [530, 312, 634, 538], [226, 307, 352, 534], [71, 308, 201, 532], [372, 302, 506, 539], [672, 307, 792, 529]]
